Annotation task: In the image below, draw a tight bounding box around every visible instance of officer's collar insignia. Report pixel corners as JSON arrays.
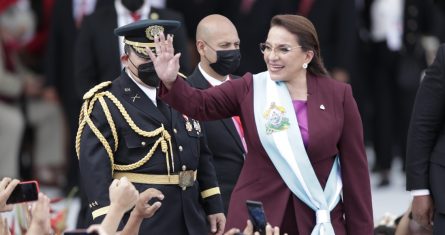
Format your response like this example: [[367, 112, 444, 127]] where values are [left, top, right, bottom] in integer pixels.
[[131, 94, 141, 102], [145, 25, 164, 40], [124, 88, 131, 92]]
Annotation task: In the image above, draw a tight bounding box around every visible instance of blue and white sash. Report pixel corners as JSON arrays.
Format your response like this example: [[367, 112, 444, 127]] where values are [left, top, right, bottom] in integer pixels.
[[253, 71, 342, 235]]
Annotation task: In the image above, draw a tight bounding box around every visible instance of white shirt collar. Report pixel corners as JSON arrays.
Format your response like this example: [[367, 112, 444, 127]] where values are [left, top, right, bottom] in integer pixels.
[[125, 68, 157, 106], [198, 63, 229, 87]]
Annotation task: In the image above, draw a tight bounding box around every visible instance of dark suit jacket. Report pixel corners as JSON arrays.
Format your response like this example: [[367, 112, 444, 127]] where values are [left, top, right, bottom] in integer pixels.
[[45, 0, 78, 105], [160, 73, 373, 234], [74, 4, 190, 98], [187, 67, 245, 214], [78, 71, 223, 234], [406, 44, 445, 213]]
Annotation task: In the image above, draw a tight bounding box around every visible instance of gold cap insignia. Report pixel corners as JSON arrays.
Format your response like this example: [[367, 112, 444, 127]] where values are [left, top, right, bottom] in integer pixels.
[[145, 25, 164, 40]]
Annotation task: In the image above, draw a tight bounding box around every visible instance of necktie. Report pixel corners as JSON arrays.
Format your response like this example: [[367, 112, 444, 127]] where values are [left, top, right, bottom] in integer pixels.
[[232, 116, 248, 153], [298, 0, 315, 17], [131, 12, 141, 21], [240, 0, 255, 14]]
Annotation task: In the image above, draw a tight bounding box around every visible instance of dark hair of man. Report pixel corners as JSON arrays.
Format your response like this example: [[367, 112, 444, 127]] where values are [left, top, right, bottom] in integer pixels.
[[270, 14, 329, 77]]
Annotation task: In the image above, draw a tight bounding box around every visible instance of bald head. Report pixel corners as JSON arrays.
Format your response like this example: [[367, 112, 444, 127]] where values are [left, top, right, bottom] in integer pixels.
[[196, 14, 239, 44], [195, 14, 240, 78]]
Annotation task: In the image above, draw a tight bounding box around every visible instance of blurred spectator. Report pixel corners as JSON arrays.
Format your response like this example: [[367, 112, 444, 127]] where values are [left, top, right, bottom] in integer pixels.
[[6, 0, 67, 188], [166, 0, 224, 67], [45, 0, 109, 228], [0, 0, 34, 179], [361, 0, 437, 187], [219, 0, 294, 75], [288, 0, 357, 83], [74, 0, 191, 98]]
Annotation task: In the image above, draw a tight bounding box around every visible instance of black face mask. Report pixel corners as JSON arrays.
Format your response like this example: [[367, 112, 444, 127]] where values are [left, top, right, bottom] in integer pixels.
[[121, 0, 144, 12], [128, 58, 160, 87], [206, 45, 241, 76]]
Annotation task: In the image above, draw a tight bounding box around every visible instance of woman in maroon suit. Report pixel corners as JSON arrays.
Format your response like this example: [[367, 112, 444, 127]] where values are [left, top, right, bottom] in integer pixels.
[[149, 15, 373, 235]]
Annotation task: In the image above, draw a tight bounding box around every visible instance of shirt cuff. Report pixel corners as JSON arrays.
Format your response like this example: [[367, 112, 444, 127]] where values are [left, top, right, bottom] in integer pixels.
[[411, 189, 430, 196]]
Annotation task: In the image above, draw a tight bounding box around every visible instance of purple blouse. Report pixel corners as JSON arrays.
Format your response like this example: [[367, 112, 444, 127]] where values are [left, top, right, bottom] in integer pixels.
[[292, 100, 309, 148]]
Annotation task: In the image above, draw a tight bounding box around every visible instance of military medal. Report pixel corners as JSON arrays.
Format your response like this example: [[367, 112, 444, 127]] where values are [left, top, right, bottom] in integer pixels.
[[183, 115, 193, 132], [193, 120, 201, 134], [263, 102, 290, 135]]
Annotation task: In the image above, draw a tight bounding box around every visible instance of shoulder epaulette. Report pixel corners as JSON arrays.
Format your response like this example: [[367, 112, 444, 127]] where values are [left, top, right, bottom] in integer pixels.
[[83, 81, 113, 100], [177, 72, 187, 79]]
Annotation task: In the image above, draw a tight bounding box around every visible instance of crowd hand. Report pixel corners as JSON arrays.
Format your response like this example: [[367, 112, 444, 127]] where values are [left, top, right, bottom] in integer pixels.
[[41, 87, 60, 104], [146, 33, 181, 89], [109, 177, 139, 214], [27, 193, 51, 235], [23, 76, 44, 97], [0, 215, 11, 235], [132, 188, 163, 219], [224, 220, 285, 235], [208, 213, 226, 235], [87, 224, 110, 235], [411, 195, 434, 230], [0, 177, 20, 212]]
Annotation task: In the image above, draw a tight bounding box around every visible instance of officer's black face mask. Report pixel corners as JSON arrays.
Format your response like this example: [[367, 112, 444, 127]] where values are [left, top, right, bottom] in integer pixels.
[[204, 42, 241, 76], [128, 57, 160, 87], [121, 0, 144, 12]]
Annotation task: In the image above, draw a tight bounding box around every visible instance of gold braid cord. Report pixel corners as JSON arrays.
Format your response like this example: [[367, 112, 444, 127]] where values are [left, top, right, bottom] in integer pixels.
[[75, 83, 174, 175]]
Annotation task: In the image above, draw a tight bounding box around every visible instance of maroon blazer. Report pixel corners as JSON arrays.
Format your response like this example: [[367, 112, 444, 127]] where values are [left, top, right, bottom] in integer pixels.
[[160, 73, 373, 234]]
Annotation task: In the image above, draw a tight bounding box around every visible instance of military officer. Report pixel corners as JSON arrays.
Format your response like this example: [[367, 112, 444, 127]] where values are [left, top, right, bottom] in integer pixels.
[[76, 19, 225, 234]]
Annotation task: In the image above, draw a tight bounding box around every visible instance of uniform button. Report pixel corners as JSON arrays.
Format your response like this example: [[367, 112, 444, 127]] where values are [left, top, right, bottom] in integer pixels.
[[178, 145, 183, 152], [141, 141, 146, 146], [173, 128, 177, 134]]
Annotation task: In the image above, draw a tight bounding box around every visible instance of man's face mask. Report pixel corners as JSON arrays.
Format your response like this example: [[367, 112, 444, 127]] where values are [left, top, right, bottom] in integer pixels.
[[204, 42, 241, 76], [128, 57, 160, 87], [121, 0, 144, 12]]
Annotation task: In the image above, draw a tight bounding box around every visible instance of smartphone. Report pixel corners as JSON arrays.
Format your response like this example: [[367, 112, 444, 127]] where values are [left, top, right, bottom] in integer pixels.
[[6, 180, 39, 204], [64, 230, 98, 235], [246, 200, 267, 235]]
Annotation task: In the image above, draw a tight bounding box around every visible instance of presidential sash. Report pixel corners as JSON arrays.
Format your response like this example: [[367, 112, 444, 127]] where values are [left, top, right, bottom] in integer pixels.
[[253, 71, 342, 235]]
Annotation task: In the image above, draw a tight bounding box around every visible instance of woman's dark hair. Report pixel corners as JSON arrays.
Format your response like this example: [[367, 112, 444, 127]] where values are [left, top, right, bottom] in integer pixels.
[[270, 14, 329, 77]]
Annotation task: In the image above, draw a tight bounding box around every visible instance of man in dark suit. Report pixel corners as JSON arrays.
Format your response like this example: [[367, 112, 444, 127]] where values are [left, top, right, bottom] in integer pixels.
[[187, 14, 245, 214], [77, 19, 225, 234], [45, 0, 110, 227], [407, 44, 445, 234], [74, 0, 191, 98]]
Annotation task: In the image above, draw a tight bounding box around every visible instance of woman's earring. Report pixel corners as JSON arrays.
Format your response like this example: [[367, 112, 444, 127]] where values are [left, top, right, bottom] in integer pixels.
[[302, 63, 308, 69]]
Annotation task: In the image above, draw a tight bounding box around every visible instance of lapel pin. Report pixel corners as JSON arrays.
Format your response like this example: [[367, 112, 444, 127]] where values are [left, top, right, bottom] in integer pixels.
[[131, 94, 141, 102], [124, 88, 131, 92], [320, 104, 325, 110]]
